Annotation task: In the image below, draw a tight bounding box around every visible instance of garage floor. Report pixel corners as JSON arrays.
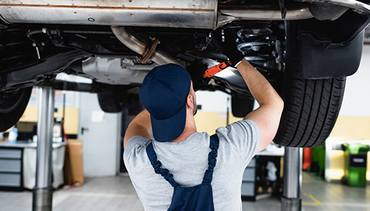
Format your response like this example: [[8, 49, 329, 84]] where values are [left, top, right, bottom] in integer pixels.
[[0, 172, 369, 211]]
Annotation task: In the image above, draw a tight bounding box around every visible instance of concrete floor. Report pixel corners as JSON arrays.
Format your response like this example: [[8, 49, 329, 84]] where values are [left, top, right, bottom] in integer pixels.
[[0, 172, 369, 211]]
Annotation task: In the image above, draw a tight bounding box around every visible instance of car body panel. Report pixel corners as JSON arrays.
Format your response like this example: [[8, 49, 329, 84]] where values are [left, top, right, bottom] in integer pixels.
[[0, 0, 217, 28]]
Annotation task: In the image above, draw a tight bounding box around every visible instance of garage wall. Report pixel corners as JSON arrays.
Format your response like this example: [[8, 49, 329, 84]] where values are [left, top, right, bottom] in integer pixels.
[[19, 73, 86, 136], [338, 45, 370, 117], [328, 45, 370, 182], [194, 90, 243, 134], [331, 45, 370, 140]]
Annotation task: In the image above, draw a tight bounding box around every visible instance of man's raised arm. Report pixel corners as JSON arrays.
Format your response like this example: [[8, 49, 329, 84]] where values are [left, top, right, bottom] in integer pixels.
[[237, 59, 284, 151], [123, 109, 151, 148], [213, 29, 284, 152]]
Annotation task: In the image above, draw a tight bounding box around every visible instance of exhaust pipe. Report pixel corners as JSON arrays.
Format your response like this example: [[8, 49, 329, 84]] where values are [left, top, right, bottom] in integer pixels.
[[218, 5, 313, 21], [111, 26, 183, 66]]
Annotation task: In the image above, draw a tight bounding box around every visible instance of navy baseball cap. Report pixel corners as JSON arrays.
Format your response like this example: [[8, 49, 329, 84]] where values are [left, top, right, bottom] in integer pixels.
[[139, 64, 191, 142]]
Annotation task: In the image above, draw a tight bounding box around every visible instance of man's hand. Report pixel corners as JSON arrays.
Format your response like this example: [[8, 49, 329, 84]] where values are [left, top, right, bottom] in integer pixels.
[[212, 28, 244, 67], [187, 29, 244, 91], [186, 59, 211, 91]]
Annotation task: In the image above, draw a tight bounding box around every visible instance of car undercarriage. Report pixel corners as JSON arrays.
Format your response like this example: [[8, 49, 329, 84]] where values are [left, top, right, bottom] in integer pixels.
[[1, 0, 370, 147]]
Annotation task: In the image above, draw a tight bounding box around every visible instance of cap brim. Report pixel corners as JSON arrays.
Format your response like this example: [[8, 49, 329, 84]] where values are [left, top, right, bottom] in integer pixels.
[[151, 104, 187, 142]]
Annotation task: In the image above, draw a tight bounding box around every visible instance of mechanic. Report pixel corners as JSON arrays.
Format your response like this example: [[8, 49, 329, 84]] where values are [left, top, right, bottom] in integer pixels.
[[123, 30, 284, 210]]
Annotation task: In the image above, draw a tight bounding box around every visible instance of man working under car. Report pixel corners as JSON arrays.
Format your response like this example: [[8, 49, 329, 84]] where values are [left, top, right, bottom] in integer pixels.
[[123, 30, 284, 210]]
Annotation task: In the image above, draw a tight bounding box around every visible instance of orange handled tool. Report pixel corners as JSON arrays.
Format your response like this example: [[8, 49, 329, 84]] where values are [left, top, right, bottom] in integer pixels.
[[203, 60, 232, 78]]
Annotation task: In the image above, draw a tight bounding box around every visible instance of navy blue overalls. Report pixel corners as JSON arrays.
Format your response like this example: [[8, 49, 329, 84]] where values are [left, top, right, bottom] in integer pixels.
[[146, 134, 220, 211]]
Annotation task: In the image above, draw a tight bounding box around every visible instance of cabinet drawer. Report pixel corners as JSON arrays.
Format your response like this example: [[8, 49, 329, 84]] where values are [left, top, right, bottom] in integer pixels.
[[241, 182, 255, 196], [0, 149, 22, 159], [0, 173, 21, 187], [242, 168, 255, 181], [0, 159, 21, 173]]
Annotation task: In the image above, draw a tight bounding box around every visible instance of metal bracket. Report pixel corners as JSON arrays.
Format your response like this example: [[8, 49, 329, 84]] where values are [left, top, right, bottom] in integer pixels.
[[296, 0, 370, 15]]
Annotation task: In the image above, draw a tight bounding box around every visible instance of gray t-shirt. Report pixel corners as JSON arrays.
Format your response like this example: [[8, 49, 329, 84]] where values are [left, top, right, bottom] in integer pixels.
[[124, 119, 261, 211]]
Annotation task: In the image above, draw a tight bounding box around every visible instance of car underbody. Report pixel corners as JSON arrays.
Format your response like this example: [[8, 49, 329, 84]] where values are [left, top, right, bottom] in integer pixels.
[[1, 0, 370, 147]]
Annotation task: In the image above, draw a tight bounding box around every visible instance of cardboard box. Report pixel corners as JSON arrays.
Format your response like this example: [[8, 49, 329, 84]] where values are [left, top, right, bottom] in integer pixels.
[[64, 139, 84, 184]]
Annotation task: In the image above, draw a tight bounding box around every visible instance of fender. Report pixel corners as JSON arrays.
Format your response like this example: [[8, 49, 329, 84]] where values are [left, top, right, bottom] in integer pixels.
[[296, 11, 370, 79]]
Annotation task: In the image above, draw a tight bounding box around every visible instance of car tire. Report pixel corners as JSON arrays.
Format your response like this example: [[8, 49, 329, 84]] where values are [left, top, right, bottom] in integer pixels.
[[97, 85, 128, 113], [0, 87, 32, 132], [273, 21, 346, 147], [231, 92, 254, 118], [274, 70, 345, 147]]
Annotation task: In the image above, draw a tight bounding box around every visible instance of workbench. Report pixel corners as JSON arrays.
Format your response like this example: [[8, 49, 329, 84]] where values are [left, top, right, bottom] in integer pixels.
[[0, 141, 66, 191]]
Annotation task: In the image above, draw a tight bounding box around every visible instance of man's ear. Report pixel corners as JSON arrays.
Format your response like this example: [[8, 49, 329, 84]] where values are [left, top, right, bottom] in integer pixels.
[[186, 94, 194, 108]]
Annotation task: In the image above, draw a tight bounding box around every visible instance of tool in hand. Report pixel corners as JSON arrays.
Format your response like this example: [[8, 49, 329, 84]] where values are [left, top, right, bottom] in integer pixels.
[[203, 60, 233, 78]]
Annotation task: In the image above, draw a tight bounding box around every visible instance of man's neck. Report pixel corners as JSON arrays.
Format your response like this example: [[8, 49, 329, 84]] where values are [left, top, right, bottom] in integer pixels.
[[170, 114, 197, 143], [169, 104, 197, 143], [170, 127, 197, 143]]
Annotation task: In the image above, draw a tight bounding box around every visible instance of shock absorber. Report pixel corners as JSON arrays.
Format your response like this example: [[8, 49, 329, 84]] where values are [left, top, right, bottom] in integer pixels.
[[236, 27, 283, 72]]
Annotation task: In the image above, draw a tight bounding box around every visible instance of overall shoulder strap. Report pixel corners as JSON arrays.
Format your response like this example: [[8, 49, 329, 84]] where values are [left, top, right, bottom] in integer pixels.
[[146, 142, 179, 187], [202, 134, 220, 185]]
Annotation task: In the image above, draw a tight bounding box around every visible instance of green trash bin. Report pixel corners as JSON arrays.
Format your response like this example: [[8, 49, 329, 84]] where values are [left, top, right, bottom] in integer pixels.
[[311, 143, 326, 178], [343, 143, 370, 187]]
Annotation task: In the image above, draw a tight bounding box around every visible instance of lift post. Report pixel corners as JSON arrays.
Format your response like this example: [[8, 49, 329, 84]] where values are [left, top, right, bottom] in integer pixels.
[[281, 147, 302, 211], [33, 86, 55, 211]]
